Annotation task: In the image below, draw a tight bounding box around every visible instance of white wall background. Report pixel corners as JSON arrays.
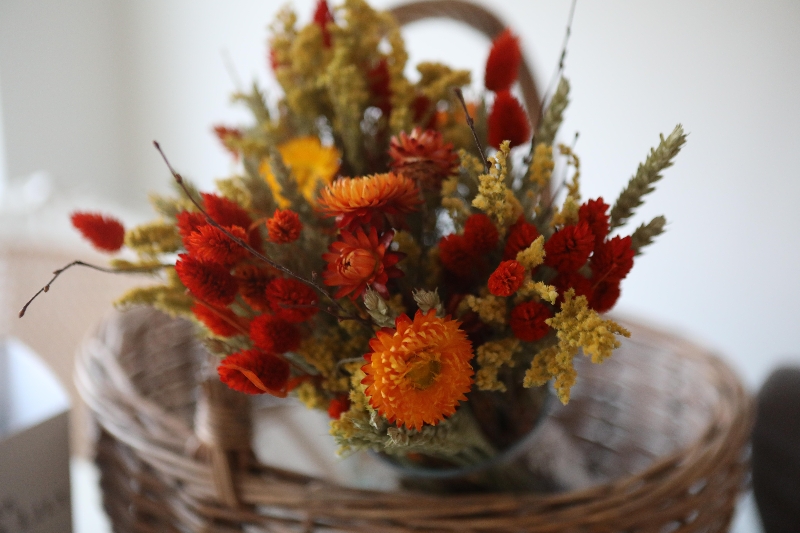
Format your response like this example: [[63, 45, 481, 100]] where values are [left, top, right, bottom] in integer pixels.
[[1, 0, 798, 392]]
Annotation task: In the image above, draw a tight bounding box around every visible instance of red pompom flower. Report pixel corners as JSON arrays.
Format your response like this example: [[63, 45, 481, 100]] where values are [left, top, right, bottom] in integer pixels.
[[328, 395, 351, 419], [438, 234, 476, 278], [174, 254, 238, 307], [464, 213, 499, 254], [267, 209, 302, 244], [544, 221, 594, 273], [509, 301, 552, 342], [589, 281, 621, 314], [488, 260, 526, 297], [218, 350, 290, 396], [591, 236, 635, 283], [70, 212, 125, 253], [185, 225, 249, 267], [265, 277, 319, 323], [484, 28, 522, 92], [578, 198, 610, 249], [234, 264, 274, 312], [503, 216, 540, 260], [487, 90, 530, 149], [250, 314, 301, 354]]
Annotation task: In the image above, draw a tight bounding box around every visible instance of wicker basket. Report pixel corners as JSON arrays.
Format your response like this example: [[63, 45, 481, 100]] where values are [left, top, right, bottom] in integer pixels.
[[76, 305, 752, 533], [74, 2, 752, 530]]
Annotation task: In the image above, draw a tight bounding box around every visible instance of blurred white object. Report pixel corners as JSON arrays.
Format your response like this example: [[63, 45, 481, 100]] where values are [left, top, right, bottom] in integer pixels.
[[0, 338, 72, 533]]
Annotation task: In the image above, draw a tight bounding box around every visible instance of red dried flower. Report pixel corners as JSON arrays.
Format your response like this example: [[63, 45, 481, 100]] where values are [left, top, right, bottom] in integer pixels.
[[234, 264, 274, 312], [552, 271, 594, 304], [218, 350, 290, 396], [438, 234, 474, 276], [174, 254, 238, 307], [322, 227, 403, 299], [367, 59, 392, 115], [313, 0, 334, 48], [579, 197, 610, 249], [488, 260, 526, 297], [503, 217, 540, 260], [328, 395, 351, 419], [176, 211, 207, 244], [265, 278, 319, 323], [213, 125, 242, 160], [464, 213, 499, 253], [70, 211, 125, 253], [318, 173, 421, 230], [203, 193, 251, 229], [388, 128, 459, 190], [509, 301, 552, 342], [192, 302, 248, 337], [591, 236, 634, 283], [590, 281, 621, 313], [487, 90, 530, 149], [484, 29, 522, 92], [267, 209, 302, 244], [185, 225, 249, 267], [411, 95, 436, 129], [544, 221, 594, 273], [250, 314, 301, 354]]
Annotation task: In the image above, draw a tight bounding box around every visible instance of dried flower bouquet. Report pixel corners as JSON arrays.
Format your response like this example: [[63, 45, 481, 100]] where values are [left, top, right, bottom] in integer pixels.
[[27, 0, 685, 480]]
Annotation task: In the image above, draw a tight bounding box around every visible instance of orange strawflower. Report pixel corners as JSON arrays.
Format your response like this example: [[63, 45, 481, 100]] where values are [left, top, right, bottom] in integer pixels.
[[322, 227, 403, 299], [484, 28, 522, 92], [487, 90, 530, 149], [488, 260, 526, 297], [70, 211, 125, 253], [218, 349, 290, 396], [185, 224, 250, 267], [174, 254, 238, 307], [317, 173, 421, 230], [362, 310, 474, 431], [388, 128, 459, 190]]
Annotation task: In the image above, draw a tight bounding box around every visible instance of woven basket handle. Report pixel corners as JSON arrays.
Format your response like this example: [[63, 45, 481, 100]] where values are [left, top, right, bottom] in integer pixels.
[[389, 0, 542, 129]]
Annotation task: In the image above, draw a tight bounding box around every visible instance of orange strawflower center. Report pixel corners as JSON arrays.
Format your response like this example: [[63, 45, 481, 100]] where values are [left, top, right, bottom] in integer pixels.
[[362, 310, 474, 431]]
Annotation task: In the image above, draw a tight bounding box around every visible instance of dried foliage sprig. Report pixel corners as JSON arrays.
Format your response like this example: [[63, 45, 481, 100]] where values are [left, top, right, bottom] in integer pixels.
[[610, 125, 686, 229]]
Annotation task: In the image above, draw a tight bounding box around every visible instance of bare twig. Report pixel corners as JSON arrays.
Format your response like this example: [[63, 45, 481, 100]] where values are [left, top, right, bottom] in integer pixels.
[[19, 261, 168, 318], [532, 0, 579, 148], [454, 88, 490, 173], [153, 141, 371, 329]]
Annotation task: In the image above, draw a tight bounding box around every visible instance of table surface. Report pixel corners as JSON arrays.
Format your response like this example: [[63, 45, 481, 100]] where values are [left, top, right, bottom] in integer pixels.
[[70, 458, 762, 533]]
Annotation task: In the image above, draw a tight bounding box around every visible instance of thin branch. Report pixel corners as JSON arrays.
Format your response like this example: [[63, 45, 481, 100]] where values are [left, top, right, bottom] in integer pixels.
[[152, 141, 370, 329], [531, 0, 579, 148], [454, 88, 490, 173], [19, 261, 168, 318]]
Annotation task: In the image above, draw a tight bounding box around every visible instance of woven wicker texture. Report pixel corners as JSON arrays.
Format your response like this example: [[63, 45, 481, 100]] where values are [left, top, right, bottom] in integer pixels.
[[76, 305, 752, 533]]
